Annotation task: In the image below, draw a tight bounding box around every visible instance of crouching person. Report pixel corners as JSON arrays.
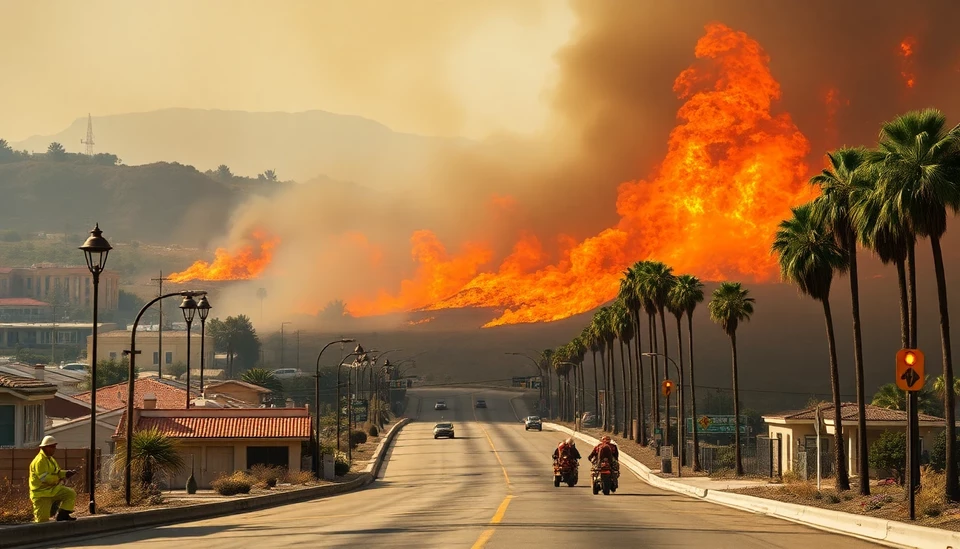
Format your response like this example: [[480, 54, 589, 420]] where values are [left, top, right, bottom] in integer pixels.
[[30, 436, 77, 522]]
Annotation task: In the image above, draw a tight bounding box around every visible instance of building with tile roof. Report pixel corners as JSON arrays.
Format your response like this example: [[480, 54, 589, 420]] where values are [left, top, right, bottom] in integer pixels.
[[73, 377, 196, 411], [114, 404, 312, 489], [0, 372, 57, 447], [763, 402, 945, 478]]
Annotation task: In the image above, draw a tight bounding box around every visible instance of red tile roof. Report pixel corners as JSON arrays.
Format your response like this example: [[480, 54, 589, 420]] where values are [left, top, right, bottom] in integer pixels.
[[73, 378, 194, 410], [0, 298, 51, 307], [134, 416, 311, 438], [766, 402, 944, 423], [0, 373, 58, 392]]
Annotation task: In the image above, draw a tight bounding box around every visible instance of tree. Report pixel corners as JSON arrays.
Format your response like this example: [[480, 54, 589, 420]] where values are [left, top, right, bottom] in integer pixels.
[[869, 431, 906, 485], [811, 146, 872, 495], [872, 380, 941, 416], [241, 367, 283, 396], [582, 325, 600, 419], [92, 152, 120, 166], [639, 262, 675, 447], [166, 361, 188, 381], [635, 262, 662, 439], [538, 348, 555, 418], [708, 281, 755, 476], [590, 308, 612, 430], [669, 274, 705, 470], [46, 142, 67, 160], [216, 164, 233, 181], [612, 299, 633, 437], [620, 263, 646, 445], [207, 315, 261, 376], [773, 202, 850, 490], [116, 427, 185, 486], [0, 139, 13, 162], [85, 357, 139, 389], [258, 169, 278, 182], [873, 108, 960, 500]]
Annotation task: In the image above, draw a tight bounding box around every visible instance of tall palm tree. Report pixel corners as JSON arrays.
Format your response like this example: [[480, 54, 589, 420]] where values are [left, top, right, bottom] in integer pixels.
[[576, 329, 591, 420], [637, 264, 661, 443], [641, 262, 676, 449], [871, 383, 906, 411], [585, 325, 601, 419], [874, 108, 960, 500], [708, 281, 755, 476], [538, 348, 555, 418], [773, 202, 850, 490], [811, 146, 871, 495], [622, 263, 647, 445], [612, 299, 634, 437], [594, 306, 618, 432], [591, 309, 612, 430], [669, 274, 705, 470], [873, 379, 940, 416]]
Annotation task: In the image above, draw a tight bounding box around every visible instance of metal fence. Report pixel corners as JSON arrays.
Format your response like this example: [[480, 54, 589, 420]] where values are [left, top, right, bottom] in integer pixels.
[[695, 436, 783, 478]]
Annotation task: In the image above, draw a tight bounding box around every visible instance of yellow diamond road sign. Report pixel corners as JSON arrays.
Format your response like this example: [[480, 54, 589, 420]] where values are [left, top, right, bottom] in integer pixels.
[[698, 416, 712, 430]]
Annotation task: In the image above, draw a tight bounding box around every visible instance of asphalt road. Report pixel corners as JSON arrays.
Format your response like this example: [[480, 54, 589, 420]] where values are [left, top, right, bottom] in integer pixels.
[[54, 388, 883, 548]]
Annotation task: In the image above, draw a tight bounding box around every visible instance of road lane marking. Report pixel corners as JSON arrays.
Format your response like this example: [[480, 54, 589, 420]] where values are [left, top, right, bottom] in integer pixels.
[[470, 495, 515, 549], [472, 399, 512, 489]]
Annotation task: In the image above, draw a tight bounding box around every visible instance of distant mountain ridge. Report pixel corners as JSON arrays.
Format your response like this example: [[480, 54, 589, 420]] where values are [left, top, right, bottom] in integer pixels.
[[11, 108, 474, 185]]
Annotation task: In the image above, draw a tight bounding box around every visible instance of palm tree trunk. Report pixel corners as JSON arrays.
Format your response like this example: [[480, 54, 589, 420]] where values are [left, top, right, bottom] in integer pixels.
[[847, 230, 869, 496], [908, 239, 917, 347], [822, 297, 850, 491], [599, 348, 609, 431], [730, 332, 743, 476], [931, 234, 958, 501], [688, 314, 701, 471], [675, 314, 685, 468], [634, 310, 647, 446], [592, 350, 599, 418], [896, 258, 909, 348], [624, 338, 634, 439], [650, 314, 660, 450], [660, 307, 671, 455], [609, 342, 619, 434]]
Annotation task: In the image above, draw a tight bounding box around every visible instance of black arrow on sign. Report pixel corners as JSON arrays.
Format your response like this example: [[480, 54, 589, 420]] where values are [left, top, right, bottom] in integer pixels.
[[901, 367, 921, 388]]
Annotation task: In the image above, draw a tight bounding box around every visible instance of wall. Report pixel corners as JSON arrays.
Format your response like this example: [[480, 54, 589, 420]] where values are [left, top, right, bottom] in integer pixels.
[[87, 332, 214, 370], [159, 440, 303, 490], [209, 385, 265, 406], [46, 421, 117, 457], [0, 447, 96, 493]]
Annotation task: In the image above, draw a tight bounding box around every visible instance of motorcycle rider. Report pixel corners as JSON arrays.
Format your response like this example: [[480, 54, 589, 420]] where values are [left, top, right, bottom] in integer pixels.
[[589, 435, 620, 480], [553, 438, 581, 461]]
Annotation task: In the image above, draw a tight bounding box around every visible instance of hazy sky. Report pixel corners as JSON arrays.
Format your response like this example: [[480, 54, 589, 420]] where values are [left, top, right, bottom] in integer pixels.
[[0, 0, 575, 141]]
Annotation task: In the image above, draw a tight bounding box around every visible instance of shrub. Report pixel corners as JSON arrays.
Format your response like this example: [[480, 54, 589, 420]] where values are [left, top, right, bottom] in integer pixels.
[[212, 471, 254, 495], [0, 479, 32, 523], [367, 424, 379, 437], [928, 430, 959, 473], [714, 446, 736, 470], [917, 466, 946, 517], [350, 430, 368, 448], [249, 464, 285, 489], [781, 471, 801, 484], [334, 451, 350, 476], [783, 481, 817, 500], [869, 431, 906, 485], [96, 481, 163, 508], [286, 470, 316, 485], [825, 493, 841, 504]]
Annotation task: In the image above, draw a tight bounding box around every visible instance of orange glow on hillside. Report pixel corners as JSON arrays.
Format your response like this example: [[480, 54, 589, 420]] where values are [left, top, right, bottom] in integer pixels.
[[168, 231, 279, 282]]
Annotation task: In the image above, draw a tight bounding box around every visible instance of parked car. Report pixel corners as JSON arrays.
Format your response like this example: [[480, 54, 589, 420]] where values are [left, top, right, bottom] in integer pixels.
[[581, 412, 598, 427], [60, 363, 87, 372], [475, 399, 487, 408], [272, 368, 302, 379], [434, 422, 455, 439], [434, 400, 447, 411], [524, 416, 542, 431]]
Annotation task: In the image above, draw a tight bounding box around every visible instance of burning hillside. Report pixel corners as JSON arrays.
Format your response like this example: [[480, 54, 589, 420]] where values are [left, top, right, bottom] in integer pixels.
[[168, 230, 279, 283]]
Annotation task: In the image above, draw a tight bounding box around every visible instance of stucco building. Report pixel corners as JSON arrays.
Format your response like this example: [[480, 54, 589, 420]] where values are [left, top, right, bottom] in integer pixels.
[[87, 330, 214, 371]]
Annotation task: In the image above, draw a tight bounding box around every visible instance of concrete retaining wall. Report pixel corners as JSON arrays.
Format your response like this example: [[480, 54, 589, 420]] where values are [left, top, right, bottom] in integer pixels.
[[545, 422, 960, 549]]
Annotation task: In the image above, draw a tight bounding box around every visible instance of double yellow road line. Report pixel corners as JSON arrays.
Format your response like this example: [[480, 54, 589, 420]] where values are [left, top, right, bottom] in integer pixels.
[[470, 401, 515, 548]]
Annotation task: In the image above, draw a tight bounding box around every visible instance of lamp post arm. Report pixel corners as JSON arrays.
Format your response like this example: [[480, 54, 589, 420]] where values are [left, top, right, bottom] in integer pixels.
[[643, 352, 680, 378]]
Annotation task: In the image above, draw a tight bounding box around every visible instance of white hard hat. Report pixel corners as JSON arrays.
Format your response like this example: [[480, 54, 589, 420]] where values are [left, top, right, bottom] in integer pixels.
[[39, 435, 58, 447]]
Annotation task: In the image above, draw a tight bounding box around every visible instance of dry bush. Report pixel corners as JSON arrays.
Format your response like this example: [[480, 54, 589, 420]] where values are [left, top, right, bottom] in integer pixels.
[[249, 465, 285, 488], [781, 471, 802, 484], [917, 466, 946, 517], [211, 471, 254, 496], [0, 479, 33, 523], [286, 470, 316, 485], [95, 481, 163, 509], [783, 481, 818, 500]]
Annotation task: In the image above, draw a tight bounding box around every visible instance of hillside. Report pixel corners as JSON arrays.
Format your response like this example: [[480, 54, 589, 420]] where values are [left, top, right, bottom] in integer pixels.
[[11, 109, 473, 185]]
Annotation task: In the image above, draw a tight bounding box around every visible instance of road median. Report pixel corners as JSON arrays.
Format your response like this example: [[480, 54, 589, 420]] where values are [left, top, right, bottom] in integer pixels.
[[2, 418, 411, 549], [545, 422, 960, 549]]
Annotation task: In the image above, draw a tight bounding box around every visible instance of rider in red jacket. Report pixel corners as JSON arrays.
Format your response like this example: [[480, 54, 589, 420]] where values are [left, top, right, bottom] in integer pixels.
[[589, 436, 620, 474]]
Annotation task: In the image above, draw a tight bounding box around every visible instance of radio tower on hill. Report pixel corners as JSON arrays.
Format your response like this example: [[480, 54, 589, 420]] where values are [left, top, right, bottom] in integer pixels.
[[81, 113, 95, 155]]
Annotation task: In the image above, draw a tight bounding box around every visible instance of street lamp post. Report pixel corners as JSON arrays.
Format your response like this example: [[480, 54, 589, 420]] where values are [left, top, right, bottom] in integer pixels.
[[313, 338, 356, 478], [79, 223, 111, 515], [180, 295, 198, 408], [506, 352, 545, 415], [336, 345, 366, 452], [643, 352, 684, 476], [559, 361, 580, 431], [123, 290, 206, 505], [196, 296, 211, 394], [279, 322, 292, 368]]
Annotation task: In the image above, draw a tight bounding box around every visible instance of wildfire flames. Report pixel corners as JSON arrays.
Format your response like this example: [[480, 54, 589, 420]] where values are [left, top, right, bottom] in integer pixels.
[[900, 37, 917, 88], [168, 230, 279, 283], [352, 23, 812, 326]]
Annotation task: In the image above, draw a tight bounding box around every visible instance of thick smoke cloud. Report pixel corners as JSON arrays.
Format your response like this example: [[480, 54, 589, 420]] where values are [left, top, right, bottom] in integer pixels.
[[210, 0, 960, 329]]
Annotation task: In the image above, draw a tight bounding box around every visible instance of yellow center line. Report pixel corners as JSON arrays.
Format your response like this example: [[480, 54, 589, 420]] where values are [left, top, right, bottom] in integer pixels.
[[470, 495, 515, 549]]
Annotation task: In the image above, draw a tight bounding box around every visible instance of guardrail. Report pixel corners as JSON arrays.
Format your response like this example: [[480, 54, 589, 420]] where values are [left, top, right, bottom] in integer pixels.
[[544, 422, 960, 549]]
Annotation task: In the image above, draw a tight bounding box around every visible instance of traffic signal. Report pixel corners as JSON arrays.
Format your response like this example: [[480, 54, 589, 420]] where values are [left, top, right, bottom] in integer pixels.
[[661, 379, 675, 396], [896, 348, 925, 391]]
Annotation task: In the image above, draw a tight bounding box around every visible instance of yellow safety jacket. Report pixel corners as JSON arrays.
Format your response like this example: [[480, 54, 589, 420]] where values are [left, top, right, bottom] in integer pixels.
[[29, 450, 67, 499]]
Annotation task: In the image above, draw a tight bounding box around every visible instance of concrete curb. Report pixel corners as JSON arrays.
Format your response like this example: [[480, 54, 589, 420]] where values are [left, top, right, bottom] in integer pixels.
[[363, 417, 411, 478], [544, 422, 960, 549], [1, 419, 414, 549]]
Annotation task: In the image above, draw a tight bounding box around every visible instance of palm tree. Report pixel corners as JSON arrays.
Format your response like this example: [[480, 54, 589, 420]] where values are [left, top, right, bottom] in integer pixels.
[[873, 379, 940, 416], [640, 262, 676, 449], [873, 108, 960, 500], [570, 336, 587, 422], [612, 299, 634, 437], [621, 263, 647, 445], [708, 282, 755, 476], [636, 263, 661, 443], [669, 274, 705, 470], [241, 367, 283, 396], [538, 349, 555, 418], [591, 308, 613, 430], [871, 383, 906, 411], [117, 428, 185, 486], [584, 325, 602, 420], [811, 146, 871, 495], [773, 202, 850, 490]]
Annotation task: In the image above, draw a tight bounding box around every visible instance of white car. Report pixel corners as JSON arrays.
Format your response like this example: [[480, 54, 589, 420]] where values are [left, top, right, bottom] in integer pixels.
[[433, 422, 455, 439], [60, 363, 87, 372], [272, 368, 301, 379]]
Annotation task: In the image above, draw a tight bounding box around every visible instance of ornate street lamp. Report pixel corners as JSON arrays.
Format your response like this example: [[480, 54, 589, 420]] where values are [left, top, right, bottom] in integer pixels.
[[179, 295, 198, 408], [337, 344, 366, 452], [79, 223, 111, 515], [196, 295, 211, 393], [313, 338, 356, 478]]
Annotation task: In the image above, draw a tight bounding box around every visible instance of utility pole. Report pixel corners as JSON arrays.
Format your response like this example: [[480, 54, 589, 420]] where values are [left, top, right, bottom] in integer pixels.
[[151, 271, 169, 379], [296, 330, 300, 370], [280, 322, 291, 368], [81, 113, 95, 156]]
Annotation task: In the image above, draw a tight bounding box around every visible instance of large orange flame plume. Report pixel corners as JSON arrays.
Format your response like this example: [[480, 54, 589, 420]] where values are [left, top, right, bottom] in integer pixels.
[[168, 230, 280, 283]]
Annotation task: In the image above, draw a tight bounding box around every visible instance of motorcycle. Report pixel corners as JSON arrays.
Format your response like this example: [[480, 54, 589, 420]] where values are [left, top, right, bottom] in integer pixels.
[[553, 455, 578, 487], [591, 457, 618, 495]]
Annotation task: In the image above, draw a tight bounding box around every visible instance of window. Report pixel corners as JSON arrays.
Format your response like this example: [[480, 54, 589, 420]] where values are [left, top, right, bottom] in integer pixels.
[[153, 352, 159, 366], [23, 404, 42, 445], [165, 352, 173, 365], [109, 352, 117, 360], [26, 278, 32, 290], [0, 405, 14, 447]]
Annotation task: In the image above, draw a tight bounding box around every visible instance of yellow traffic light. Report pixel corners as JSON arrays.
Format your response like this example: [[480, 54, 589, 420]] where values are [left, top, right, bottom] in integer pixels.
[[661, 379, 675, 397], [896, 348, 925, 391]]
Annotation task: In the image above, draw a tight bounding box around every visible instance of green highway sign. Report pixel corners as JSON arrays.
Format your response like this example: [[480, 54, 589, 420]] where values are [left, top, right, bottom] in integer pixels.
[[685, 415, 748, 434]]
